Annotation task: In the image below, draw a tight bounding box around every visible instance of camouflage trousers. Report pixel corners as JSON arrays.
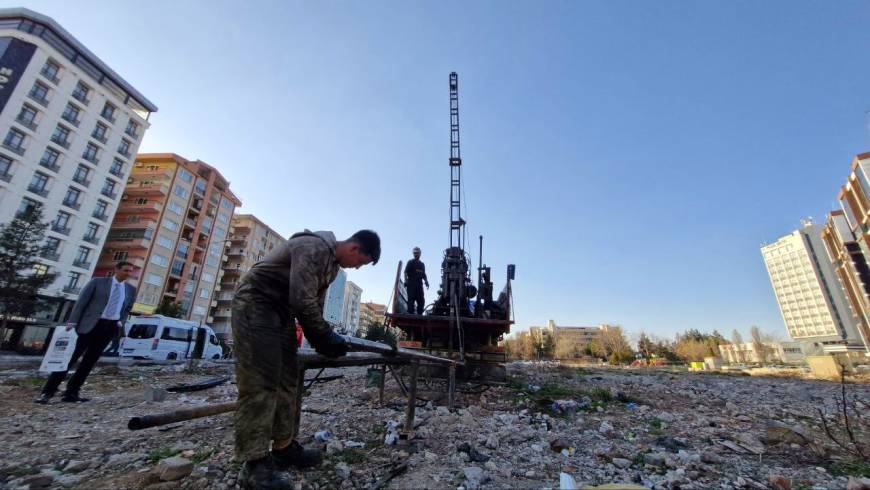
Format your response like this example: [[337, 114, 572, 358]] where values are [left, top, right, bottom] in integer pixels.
[[231, 297, 303, 462]]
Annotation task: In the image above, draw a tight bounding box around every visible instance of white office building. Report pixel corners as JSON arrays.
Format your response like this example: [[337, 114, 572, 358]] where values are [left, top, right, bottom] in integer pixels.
[[761, 221, 864, 352], [323, 269, 347, 328], [0, 9, 156, 341], [340, 280, 362, 335]]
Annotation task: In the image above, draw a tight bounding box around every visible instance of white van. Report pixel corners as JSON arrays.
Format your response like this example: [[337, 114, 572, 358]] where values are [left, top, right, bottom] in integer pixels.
[[121, 315, 223, 361]]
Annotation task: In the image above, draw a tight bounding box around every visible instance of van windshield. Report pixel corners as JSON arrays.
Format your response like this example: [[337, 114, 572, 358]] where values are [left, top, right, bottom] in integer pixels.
[[129, 324, 157, 339], [161, 327, 191, 342]]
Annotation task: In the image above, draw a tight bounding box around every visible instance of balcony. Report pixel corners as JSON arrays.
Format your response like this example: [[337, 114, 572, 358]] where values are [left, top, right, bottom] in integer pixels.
[[92, 133, 108, 145], [101, 188, 118, 200], [51, 223, 70, 235], [38, 159, 60, 173], [101, 111, 116, 124], [82, 152, 99, 165], [125, 182, 169, 196], [120, 201, 162, 214], [61, 113, 80, 127], [168, 268, 184, 278], [72, 90, 89, 106], [125, 127, 139, 139], [118, 147, 131, 159], [2, 142, 24, 156], [27, 92, 48, 107], [109, 166, 124, 178], [40, 67, 60, 85], [72, 175, 90, 187], [92, 211, 109, 222], [27, 185, 49, 197], [188, 271, 199, 281], [72, 259, 91, 270], [62, 285, 81, 295], [0, 171, 11, 183], [82, 234, 100, 245], [49, 136, 70, 150], [62, 199, 80, 211], [16, 116, 37, 132], [40, 250, 60, 261], [137, 167, 174, 180], [184, 217, 197, 229], [103, 237, 150, 250]]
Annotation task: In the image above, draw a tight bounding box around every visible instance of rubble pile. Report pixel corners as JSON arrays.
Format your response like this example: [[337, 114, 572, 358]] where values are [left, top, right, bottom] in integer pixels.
[[0, 361, 868, 489]]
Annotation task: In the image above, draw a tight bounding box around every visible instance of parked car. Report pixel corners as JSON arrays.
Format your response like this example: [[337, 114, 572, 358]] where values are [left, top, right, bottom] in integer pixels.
[[121, 314, 222, 360]]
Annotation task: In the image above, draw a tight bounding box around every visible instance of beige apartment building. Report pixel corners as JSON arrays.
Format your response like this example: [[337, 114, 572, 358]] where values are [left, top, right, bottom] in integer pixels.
[[820, 152, 870, 353], [211, 214, 286, 340], [358, 301, 386, 334], [95, 153, 240, 325]]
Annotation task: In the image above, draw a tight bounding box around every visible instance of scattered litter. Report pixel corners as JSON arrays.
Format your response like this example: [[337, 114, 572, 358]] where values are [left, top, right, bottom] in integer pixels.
[[314, 430, 332, 443], [624, 402, 638, 410], [344, 440, 365, 448], [559, 472, 577, 489], [551, 399, 580, 415], [165, 376, 229, 393]]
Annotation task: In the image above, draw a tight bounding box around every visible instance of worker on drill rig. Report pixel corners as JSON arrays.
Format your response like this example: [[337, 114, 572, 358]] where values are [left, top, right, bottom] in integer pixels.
[[232, 229, 380, 489]]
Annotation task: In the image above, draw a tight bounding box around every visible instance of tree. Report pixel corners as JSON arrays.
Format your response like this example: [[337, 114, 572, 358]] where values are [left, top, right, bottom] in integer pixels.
[[361, 321, 397, 348], [730, 329, 745, 362], [0, 205, 57, 346], [155, 298, 182, 318], [637, 332, 656, 360], [750, 325, 772, 364], [591, 326, 634, 364], [553, 335, 579, 359]]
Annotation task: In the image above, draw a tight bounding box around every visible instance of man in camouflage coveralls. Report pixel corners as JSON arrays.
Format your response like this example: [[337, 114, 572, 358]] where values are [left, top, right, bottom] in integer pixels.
[[232, 229, 380, 489]]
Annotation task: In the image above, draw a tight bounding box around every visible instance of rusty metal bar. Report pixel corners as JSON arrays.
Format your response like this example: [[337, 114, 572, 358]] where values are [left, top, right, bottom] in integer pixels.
[[403, 361, 420, 434], [128, 401, 237, 430], [341, 335, 462, 365]]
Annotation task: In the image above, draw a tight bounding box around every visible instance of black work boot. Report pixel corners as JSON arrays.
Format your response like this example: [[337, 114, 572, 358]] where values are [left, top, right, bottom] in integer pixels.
[[272, 440, 323, 470], [239, 455, 292, 490]]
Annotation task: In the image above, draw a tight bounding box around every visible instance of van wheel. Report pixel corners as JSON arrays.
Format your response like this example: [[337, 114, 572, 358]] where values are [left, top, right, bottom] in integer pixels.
[[167, 352, 178, 360]]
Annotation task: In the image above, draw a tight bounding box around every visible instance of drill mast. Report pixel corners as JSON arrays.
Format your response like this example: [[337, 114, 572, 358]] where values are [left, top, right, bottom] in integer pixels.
[[449, 72, 464, 250]]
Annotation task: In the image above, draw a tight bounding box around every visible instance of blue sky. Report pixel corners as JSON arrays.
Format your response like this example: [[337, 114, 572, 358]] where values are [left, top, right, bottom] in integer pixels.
[[13, 1, 870, 340]]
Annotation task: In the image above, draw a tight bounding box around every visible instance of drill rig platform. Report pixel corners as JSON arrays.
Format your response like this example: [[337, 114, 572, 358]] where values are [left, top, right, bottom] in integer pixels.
[[385, 72, 514, 382]]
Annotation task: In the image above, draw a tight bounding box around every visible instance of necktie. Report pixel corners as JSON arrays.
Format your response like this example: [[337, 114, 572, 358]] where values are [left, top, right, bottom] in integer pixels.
[[106, 282, 121, 318]]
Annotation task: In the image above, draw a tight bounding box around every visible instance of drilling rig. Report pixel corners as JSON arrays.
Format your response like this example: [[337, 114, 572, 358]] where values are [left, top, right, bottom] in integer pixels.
[[386, 72, 515, 381]]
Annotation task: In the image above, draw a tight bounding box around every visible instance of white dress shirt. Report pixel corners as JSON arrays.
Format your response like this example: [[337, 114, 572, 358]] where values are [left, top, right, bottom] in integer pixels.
[[100, 277, 125, 321]]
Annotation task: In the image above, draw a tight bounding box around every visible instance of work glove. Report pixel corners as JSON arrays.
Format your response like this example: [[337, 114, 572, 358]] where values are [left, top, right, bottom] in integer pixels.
[[311, 331, 349, 358]]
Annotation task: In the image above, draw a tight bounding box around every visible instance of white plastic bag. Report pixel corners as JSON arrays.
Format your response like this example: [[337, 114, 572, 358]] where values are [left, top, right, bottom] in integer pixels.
[[39, 328, 78, 373]]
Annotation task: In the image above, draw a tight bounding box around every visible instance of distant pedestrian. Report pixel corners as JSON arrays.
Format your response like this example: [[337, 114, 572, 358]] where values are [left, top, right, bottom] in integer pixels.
[[35, 261, 136, 404], [404, 247, 429, 314]]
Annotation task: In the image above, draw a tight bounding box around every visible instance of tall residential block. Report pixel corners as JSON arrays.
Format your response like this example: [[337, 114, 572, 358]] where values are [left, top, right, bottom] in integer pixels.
[[341, 280, 362, 335], [358, 301, 386, 333], [0, 9, 156, 343], [761, 221, 864, 353], [94, 153, 240, 325], [820, 153, 870, 353], [323, 269, 347, 328], [211, 213, 286, 340]]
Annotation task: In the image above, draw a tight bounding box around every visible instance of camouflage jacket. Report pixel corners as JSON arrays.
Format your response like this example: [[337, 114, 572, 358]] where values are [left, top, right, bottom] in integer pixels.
[[236, 230, 340, 341]]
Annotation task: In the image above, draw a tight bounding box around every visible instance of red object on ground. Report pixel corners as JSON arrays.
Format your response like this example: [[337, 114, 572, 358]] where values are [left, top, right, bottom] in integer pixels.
[[295, 321, 304, 347]]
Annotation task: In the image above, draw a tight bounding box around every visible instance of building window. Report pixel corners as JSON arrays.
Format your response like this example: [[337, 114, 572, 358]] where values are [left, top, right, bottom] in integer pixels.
[[134, 197, 148, 205], [112, 250, 128, 261], [150, 254, 169, 267], [163, 219, 179, 231], [28, 171, 49, 196], [125, 119, 139, 138], [3, 128, 26, 153], [50, 125, 70, 148], [94, 200, 109, 220], [82, 143, 99, 163], [40, 147, 61, 170], [217, 212, 229, 224], [101, 102, 116, 123], [214, 225, 226, 238], [173, 184, 189, 199], [117, 139, 131, 157], [53, 210, 71, 231], [168, 201, 183, 215], [0, 154, 12, 180], [109, 158, 124, 178], [201, 271, 214, 283], [101, 179, 117, 199], [61, 103, 81, 126], [28, 81, 49, 105], [92, 122, 108, 143], [194, 180, 207, 196], [33, 264, 49, 276], [145, 273, 162, 286], [43, 236, 61, 254], [220, 198, 233, 210], [178, 168, 193, 183], [72, 81, 90, 104], [75, 246, 91, 263], [16, 104, 38, 129], [63, 187, 81, 208], [66, 271, 81, 290], [72, 164, 90, 186], [199, 288, 210, 299], [84, 222, 99, 240], [18, 198, 40, 217], [41, 59, 61, 83], [156, 235, 173, 249]]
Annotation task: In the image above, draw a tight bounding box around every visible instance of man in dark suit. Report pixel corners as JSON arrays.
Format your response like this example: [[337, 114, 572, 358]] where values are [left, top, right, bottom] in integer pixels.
[[35, 261, 137, 403]]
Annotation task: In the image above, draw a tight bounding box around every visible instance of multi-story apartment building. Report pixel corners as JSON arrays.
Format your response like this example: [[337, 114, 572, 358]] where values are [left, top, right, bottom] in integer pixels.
[[0, 8, 156, 348], [820, 152, 870, 353], [94, 153, 240, 326], [323, 269, 347, 328], [210, 213, 286, 340], [340, 280, 362, 335], [358, 301, 386, 334], [761, 220, 865, 353]]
